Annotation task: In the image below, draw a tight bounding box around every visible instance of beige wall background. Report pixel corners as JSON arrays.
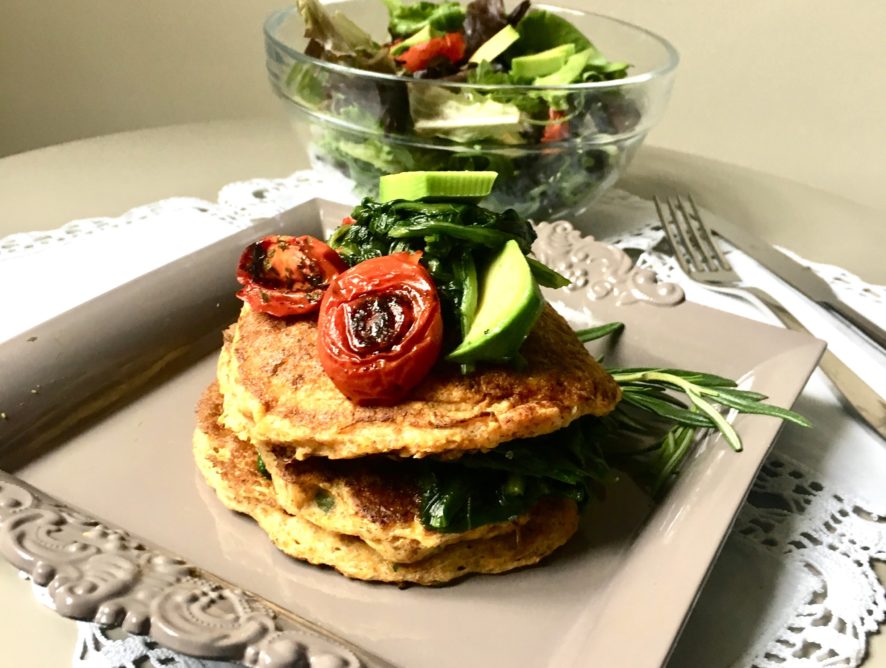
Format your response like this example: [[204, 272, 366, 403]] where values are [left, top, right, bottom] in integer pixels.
[[1, 0, 885, 213]]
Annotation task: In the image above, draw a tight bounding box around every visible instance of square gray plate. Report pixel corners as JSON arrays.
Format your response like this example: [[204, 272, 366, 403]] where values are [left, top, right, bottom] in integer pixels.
[[0, 199, 824, 668]]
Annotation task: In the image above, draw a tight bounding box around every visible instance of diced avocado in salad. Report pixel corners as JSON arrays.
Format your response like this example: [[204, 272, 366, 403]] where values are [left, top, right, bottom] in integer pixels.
[[468, 24, 519, 64], [288, 0, 640, 220], [510, 44, 575, 80]]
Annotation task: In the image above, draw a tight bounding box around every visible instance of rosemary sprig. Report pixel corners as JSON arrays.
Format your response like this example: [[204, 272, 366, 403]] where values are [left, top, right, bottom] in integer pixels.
[[609, 368, 811, 453], [576, 322, 625, 343], [577, 322, 812, 496]]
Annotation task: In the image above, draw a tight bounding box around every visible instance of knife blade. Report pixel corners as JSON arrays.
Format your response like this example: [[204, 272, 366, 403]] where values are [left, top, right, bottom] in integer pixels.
[[707, 214, 886, 350], [744, 287, 886, 439]]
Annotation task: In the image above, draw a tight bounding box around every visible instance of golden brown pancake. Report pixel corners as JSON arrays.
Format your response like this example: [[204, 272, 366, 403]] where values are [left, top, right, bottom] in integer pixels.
[[218, 302, 620, 460], [194, 385, 581, 584], [257, 441, 522, 563]]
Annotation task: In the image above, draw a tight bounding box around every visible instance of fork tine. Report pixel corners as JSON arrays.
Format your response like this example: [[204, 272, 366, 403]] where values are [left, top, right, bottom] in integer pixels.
[[687, 195, 733, 271], [654, 196, 695, 274], [672, 196, 716, 272], [665, 196, 708, 272]]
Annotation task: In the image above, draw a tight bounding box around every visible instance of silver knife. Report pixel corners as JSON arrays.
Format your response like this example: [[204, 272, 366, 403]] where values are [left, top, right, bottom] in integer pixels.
[[707, 215, 886, 351], [746, 291, 886, 439]]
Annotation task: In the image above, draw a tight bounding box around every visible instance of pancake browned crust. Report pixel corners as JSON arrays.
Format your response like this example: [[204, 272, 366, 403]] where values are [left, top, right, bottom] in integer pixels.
[[257, 441, 522, 564], [194, 385, 580, 585], [219, 302, 621, 460]]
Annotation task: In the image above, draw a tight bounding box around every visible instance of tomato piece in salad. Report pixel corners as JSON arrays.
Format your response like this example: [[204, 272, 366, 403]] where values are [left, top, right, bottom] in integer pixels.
[[236, 235, 347, 317], [395, 32, 466, 73], [317, 252, 443, 405], [541, 109, 570, 144]]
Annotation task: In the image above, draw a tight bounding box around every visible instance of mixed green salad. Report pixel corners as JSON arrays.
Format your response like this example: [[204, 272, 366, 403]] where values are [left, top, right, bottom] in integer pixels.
[[281, 0, 643, 220]]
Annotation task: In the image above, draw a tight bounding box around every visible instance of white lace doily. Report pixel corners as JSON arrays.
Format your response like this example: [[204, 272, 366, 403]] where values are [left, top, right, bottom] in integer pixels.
[[2, 172, 884, 668]]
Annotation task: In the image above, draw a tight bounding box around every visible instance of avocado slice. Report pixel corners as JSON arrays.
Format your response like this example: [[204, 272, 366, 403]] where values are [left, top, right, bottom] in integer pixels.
[[469, 24, 520, 64], [533, 47, 595, 86], [447, 240, 543, 363], [391, 24, 432, 56], [510, 44, 576, 80], [378, 171, 498, 202]]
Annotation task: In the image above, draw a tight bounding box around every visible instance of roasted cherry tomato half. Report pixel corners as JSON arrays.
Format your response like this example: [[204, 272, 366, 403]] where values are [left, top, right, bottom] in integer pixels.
[[236, 235, 347, 317], [395, 32, 465, 73], [317, 253, 443, 405]]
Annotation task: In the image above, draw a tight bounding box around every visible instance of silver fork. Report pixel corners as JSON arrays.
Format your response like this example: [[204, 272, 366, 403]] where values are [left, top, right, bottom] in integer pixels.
[[654, 194, 886, 439]]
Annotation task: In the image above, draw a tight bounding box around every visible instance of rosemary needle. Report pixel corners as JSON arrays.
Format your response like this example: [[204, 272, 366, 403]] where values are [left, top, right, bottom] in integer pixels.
[[578, 323, 811, 495]]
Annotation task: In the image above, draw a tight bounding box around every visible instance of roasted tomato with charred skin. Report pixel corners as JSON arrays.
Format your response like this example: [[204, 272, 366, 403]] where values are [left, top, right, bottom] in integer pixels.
[[317, 253, 444, 405], [236, 235, 347, 317]]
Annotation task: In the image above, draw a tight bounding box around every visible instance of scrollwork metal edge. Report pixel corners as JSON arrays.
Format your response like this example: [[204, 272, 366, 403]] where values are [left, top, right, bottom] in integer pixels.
[[0, 470, 377, 668], [533, 220, 684, 307]]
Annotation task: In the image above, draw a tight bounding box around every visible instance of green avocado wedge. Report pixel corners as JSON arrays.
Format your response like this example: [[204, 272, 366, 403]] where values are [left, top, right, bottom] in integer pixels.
[[469, 24, 520, 64], [447, 239, 544, 364], [533, 47, 595, 86], [391, 24, 432, 56], [378, 171, 498, 202], [510, 43, 576, 80]]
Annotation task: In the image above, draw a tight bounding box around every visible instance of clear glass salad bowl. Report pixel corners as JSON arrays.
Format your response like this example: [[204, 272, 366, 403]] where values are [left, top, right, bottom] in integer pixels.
[[264, 0, 678, 220]]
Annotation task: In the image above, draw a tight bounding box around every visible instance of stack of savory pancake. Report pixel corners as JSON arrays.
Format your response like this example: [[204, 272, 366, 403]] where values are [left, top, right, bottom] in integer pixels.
[[194, 302, 620, 584]]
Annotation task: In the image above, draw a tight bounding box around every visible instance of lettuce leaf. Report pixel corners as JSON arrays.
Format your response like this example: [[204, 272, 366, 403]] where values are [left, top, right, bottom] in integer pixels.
[[409, 85, 526, 143], [511, 9, 630, 81], [463, 0, 528, 57], [313, 104, 418, 193], [382, 0, 465, 39], [463, 0, 507, 55], [297, 0, 395, 72], [467, 61, 547, 116], [512, 9, 594, 55]]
